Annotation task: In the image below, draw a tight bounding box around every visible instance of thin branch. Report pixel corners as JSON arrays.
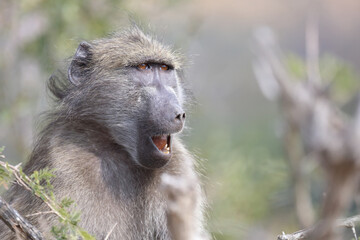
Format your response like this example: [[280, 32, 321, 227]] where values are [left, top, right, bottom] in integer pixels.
[[25, 211, 55, 218], [104, 222, 117, 240], [0, 159, 94, 239], [283, 123, 315, 228], [0, 196, 43, 240], [278, 214, 360, 240], [0, 161, 66, 222], [306, 11, 321, 85]]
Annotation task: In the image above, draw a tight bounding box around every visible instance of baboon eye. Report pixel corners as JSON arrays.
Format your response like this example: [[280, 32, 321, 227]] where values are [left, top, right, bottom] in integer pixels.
[[160, 64, 169, 71], [138, 63, 150, 70]]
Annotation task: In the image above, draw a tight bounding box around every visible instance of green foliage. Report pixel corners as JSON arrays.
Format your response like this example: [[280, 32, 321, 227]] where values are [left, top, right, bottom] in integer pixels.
[[284, 53, 359, 104], [51, 197, 94, 240], [51, 210, 94, 240], [29, 168, 55, 197], [285, 53, 306, 80], [0, 147, 12, 189], [320, 54, 359, 103], [0, 148, 94, 240], [20, 0, 123, 70], [210, 147, 287, 223], [189, 120, 288, 239]]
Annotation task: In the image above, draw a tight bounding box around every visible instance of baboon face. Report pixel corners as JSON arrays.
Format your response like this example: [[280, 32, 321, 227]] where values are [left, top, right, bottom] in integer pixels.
[[67, 29, 186, 169], [128, 63, 186, 168]]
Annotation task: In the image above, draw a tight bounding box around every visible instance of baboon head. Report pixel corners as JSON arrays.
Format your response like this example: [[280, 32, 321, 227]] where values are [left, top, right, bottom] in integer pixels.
[[61, 27, 186, 169], [63, 27, 185, 168]]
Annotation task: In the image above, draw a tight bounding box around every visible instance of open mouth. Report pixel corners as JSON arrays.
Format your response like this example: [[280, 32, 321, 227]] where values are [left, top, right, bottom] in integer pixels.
[[151, 135, 171, 155]]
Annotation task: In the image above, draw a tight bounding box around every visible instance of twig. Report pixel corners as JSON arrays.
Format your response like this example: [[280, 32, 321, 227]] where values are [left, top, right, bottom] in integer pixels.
[[26, 211, 55, 218], [283, 122, 315, 228], [0, 159, 94, 239], [0, 196, 43, 240], [278, 214, 360, 240], [104, 222, 117, 240], [306, 10, 321, 85], [0, 161, 66, 222]]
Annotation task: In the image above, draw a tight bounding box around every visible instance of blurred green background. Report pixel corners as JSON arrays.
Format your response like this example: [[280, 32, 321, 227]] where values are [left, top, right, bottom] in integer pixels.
[[1, 0, 360, 239]]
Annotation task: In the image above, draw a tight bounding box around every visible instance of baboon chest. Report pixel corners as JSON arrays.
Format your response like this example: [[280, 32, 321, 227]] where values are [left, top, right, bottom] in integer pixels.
[[77, 176, 169, 239]]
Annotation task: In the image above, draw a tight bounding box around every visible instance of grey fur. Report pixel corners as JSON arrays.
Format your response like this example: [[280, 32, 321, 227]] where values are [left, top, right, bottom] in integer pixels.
[[0, 26, 206, 240]]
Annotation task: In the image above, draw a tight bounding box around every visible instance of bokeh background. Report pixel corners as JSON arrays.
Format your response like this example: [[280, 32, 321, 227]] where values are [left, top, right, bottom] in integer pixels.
[[1, 0, 360, 239]]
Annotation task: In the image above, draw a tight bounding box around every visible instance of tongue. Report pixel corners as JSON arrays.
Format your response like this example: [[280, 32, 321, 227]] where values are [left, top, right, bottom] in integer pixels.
[[151, 136, 167, 150]]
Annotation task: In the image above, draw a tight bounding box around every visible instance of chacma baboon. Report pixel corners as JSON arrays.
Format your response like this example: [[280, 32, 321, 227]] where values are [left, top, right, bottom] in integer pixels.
[[0, 26, 206, 239]]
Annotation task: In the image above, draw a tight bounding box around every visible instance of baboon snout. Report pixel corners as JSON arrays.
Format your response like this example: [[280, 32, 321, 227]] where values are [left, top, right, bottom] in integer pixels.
[[172, 109, 186, 131], [175, 111, 186, 127], [154, 88, 185, 133], [175, 112, 186, 121]]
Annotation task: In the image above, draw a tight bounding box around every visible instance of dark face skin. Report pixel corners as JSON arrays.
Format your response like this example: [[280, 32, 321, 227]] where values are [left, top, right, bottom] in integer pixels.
[[129, 63, 186, 169], [68, 42, 186, 169]]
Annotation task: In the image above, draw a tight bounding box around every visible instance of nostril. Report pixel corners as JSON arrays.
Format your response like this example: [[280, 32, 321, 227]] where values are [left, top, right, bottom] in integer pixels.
[[175, 112, 186, 121], [175, 113, 182, 121]]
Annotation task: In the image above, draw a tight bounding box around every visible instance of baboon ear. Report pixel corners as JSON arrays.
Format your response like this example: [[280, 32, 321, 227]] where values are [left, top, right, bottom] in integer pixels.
[[68, 41, 92, 86]]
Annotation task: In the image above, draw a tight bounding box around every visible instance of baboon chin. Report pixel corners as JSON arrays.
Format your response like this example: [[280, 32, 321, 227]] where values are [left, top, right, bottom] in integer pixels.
[[0, 26, 206, 240]]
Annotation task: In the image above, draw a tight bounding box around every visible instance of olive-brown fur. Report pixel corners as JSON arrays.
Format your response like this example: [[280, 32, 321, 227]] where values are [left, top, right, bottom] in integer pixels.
[[0, 26, 205, 240]]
